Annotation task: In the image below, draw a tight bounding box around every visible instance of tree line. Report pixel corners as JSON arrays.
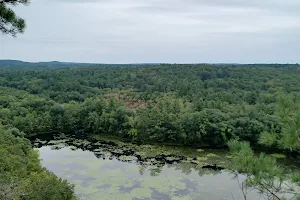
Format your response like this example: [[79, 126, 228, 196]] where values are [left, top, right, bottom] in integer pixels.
[[0, 64, 299, 150]]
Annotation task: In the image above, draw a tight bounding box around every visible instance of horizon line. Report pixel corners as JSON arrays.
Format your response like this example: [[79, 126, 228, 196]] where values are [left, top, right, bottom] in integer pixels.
[[1, 59, 299, 65]]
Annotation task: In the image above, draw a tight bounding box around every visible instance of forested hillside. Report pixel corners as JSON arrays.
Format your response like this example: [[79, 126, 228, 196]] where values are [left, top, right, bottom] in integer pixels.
[[0, 125, 77, 199], [0, 64, 300, 149]]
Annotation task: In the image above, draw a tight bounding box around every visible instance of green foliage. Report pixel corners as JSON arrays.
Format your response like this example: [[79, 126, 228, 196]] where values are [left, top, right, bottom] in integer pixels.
[[0, 0, 29, 36], [0, 64, 300, 148], [0, 63, 300, 199], [259, 94, 300, 153], [229, 93, 300, 200], [20, 171, 76, 200], [0, 125, 77, 199], [228, 140, 282, 176], [228, 140, 299, 200], [259, 130, 278, 147]]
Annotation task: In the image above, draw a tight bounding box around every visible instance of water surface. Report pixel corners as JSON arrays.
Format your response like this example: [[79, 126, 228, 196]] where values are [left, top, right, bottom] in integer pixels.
[[34, 134, 267, 200]]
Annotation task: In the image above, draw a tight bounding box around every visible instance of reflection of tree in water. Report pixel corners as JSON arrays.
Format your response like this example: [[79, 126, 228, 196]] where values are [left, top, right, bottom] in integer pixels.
[[167, 162, 222, 177], [149, 165, 163, 176], [138, 164, 163, 176], [197, 168, 222, 176], [32, 134, 224, 178], [138, 165, 145, 176], [171, 162, 193, 175]]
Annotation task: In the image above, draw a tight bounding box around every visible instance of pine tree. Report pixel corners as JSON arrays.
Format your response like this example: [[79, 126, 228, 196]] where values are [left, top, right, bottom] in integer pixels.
[[259, 94, 300, 153], [228, 94, 300, 199], [0, 0, 29, 36], [228, 140, 300, 200]]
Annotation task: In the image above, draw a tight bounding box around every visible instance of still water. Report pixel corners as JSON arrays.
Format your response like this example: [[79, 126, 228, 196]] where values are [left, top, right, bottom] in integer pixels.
[[33, 134, 264, 200]]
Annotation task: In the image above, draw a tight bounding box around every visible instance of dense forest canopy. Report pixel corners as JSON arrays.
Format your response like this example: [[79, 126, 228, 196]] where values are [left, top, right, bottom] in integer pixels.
[[0, 63, 300, 150]]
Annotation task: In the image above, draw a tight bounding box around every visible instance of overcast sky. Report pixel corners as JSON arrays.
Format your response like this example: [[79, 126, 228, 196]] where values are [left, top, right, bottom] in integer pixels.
[[1, 0, 300, 63]]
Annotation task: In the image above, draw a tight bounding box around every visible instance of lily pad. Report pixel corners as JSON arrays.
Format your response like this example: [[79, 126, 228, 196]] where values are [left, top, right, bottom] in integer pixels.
[[197, 157, 208, 161], [206, 153, 218, 157]]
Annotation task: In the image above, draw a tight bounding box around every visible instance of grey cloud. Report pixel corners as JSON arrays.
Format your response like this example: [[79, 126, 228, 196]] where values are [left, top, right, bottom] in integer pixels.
[[1, 0, 300, 63]]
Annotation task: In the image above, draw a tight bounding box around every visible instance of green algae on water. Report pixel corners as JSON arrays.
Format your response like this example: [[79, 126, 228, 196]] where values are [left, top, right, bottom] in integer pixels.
[[271, 153, 286, 159]]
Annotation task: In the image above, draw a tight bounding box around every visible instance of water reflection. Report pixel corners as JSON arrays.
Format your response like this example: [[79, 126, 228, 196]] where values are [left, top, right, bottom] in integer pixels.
[[32, 133, 261, 200]]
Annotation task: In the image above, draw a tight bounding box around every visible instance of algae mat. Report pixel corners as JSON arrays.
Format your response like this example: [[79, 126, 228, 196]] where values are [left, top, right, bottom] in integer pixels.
[[38, 146, 260, 200]]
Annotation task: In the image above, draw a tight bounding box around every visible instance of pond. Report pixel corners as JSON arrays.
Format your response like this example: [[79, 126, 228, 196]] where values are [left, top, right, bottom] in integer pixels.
[[31, 133, 296, 200]]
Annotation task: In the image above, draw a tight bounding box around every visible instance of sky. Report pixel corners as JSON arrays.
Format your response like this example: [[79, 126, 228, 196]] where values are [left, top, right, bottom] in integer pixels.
[[1, 0, 300, 64]]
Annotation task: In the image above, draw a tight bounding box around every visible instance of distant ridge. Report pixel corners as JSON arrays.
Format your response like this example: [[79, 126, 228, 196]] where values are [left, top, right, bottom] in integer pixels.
[[0, 60, 161, 68], [0, 60, 95, 67], [0, 60, 299, 68]]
